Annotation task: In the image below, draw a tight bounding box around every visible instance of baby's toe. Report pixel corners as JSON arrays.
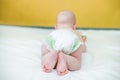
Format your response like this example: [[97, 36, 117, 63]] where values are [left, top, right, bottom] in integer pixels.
[[57, 69, 68, 76], [43, 65, 52, 73]]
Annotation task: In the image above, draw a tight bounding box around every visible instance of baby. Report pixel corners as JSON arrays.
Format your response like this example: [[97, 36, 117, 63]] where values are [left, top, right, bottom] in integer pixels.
[[41, 10, 86, 76]]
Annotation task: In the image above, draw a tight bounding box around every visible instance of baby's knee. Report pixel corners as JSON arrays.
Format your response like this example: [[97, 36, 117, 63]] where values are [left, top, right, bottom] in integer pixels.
[[69, 65, 81, 71]]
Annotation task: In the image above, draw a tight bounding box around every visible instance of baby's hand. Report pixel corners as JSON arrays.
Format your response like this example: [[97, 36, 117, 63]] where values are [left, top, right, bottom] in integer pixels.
[[81, 35, 87, 42]]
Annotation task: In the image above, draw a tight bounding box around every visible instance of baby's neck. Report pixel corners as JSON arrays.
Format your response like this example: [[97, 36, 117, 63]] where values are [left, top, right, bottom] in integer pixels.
[[55, 28, 76, 34], [56, 28, 75, 31]]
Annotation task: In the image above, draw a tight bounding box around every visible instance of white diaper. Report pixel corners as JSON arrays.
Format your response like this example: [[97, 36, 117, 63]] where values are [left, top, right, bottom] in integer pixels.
[[44, 29, 82, 54]]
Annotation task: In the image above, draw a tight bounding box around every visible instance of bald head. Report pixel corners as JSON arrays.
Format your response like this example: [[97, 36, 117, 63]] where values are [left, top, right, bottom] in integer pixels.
[[56, 10, 76, 24]]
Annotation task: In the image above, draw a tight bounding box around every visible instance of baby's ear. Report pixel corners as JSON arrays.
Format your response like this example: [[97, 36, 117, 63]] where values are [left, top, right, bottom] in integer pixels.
[[54, 25, 57, 29], [73, 24, 76, 29]]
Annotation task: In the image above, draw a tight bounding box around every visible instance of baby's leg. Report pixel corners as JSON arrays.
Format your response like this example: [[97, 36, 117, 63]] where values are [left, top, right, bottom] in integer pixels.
[[56, 52, 81, 76], [56, 52, 68, 76], [56, 45, 84, 75], [41, 44, 49, 56], [41, 44, 58, 72], [42, 50, 58, 72], [66, 44, 85, 71], [66, 54, 81, 71]]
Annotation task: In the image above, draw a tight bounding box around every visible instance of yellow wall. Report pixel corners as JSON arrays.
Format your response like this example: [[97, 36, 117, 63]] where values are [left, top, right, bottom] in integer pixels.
[[0, 0, 120, 28]]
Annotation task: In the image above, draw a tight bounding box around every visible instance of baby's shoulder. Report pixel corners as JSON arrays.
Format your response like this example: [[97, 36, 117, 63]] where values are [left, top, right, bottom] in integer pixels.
[[75, 31, 82, 37]]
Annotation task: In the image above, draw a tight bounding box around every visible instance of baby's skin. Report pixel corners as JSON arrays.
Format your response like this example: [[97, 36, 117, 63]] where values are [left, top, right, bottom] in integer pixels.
[[41, 10, 86, 76]]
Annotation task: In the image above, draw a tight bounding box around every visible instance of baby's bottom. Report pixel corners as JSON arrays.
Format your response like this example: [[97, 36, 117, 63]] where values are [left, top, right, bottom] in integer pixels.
[[42, 49, 81, 76]]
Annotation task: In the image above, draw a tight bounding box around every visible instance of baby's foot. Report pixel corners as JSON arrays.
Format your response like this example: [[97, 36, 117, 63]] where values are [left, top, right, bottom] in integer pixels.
[[42, 50, 58, 73], [57, 52, 68, 76]]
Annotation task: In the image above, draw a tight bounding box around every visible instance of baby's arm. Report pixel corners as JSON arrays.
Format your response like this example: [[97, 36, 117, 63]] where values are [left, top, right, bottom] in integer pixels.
[[76, 31, 87, 52]]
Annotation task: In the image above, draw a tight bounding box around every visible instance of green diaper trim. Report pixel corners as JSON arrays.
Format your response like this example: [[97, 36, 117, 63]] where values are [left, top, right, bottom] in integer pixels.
[[45, 35, 81, 53], [45, 35, 55, 50], [70, 39, 81, 53]]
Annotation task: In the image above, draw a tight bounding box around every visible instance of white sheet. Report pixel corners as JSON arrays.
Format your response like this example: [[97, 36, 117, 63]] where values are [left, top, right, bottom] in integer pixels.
[[0, 25, 120, 80]]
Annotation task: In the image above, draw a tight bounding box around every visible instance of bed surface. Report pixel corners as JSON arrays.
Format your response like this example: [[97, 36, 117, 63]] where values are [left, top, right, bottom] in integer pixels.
[[0, 25, 120, 80]]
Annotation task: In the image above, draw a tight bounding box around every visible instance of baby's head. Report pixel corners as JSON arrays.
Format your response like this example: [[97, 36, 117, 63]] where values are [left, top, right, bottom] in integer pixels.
[[55, 10, 76, 30]]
